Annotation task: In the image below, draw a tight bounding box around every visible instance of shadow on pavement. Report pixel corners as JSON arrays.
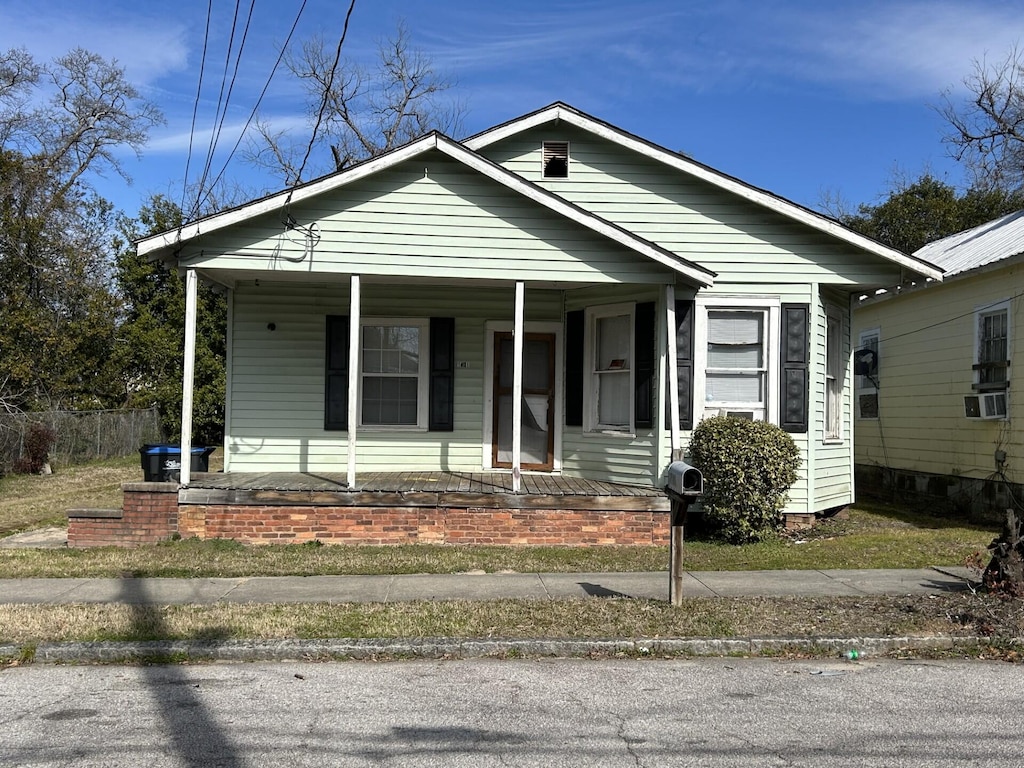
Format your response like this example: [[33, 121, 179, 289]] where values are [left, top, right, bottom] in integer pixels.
[[578, 582, 631, 598], [118, 577, 242, 767]]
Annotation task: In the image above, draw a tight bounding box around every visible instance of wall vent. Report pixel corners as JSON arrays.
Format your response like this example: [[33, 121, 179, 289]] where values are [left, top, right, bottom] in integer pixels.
[[542, 141, 569, 178]]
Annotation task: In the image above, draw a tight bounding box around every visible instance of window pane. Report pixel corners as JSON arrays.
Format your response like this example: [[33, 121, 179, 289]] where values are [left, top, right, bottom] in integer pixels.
[[708, 312, 762, 344], [706, 373, 763, 403], [362, 375, 418, 425], [362, 325, 420, 373], [708, 344, 762, 369], [597, 314, 630, 370], [597, 371, 630, 426]]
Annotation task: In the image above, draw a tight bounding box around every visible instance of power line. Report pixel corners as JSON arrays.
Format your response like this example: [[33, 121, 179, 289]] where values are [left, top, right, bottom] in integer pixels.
[[291, 0, 357, 190], [192, 0, 311, 217], [179, 0, 214, 222], [189, 0, 257, 222], [875, 288, 1024, 346]]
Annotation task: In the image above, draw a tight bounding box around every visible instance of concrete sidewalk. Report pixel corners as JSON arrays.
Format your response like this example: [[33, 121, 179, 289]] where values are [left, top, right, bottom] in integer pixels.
[[0, 566, 976, 605]]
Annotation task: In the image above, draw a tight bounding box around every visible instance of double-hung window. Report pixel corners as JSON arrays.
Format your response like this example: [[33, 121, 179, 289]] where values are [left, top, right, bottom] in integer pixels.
[[585, 303, 634, 433], [975, 301, 1010, 391], [360, 319, 429, 428], [824, 307, 843, 440], [704, 308, 769, 421]]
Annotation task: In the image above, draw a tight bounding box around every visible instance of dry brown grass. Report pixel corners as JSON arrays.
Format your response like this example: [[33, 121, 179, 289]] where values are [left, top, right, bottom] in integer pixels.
[[0, 457, 139, 535], [1, 593, 1019, 645]]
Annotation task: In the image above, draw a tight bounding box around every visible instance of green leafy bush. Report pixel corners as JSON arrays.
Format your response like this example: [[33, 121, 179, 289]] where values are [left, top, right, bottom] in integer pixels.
[[687, 415, 801, 543]]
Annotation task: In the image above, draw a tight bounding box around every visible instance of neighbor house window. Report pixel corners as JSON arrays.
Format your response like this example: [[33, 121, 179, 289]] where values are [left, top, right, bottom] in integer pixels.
[[856, 328, 879, 420], [542, 141, 569, 178], [584, 303, 633, 432], [825, 307, 843, 440], [360, 320, 429, 428], [704, 308, 769, 421], [975, 301, 1010, 391]]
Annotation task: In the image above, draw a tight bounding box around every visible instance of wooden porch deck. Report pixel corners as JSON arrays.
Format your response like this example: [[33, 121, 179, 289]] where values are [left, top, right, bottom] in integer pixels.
[[181, 471, 669, 511]]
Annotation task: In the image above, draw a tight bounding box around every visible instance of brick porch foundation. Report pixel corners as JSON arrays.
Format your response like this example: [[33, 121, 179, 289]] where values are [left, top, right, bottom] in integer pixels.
[[68, 484, 670, 548], [68, 482, 179, 548], [183, 504, 669, 546]]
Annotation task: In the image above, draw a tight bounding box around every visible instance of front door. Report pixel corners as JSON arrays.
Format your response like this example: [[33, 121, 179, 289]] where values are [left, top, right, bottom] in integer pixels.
[[492, 332, 555, 471]]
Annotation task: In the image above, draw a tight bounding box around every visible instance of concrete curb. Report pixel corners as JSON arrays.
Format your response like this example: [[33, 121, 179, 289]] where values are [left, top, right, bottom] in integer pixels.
[[0, 634, 996, 664]]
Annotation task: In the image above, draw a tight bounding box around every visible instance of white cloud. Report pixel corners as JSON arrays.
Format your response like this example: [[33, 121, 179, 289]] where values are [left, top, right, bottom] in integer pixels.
[[0, 2, 189, 87], [419, 0, 1023, 103]]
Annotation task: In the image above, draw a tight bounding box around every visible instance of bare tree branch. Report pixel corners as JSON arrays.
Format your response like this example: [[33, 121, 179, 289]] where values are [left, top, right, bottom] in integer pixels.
[[249, 20, 466, 184], [939, 45, 1024, 190]]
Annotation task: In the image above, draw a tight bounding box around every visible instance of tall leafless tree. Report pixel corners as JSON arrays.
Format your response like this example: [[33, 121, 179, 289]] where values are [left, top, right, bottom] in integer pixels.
[[246, 21, 466, 185], [940, 45, 1024, 190]]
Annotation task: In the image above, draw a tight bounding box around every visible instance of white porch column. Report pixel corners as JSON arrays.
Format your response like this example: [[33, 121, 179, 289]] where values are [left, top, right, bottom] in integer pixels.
[[347, 275, 361, 488], [665, 284, 681, 458], [512, 281, 525, 492], [179, 269, 199, 486]]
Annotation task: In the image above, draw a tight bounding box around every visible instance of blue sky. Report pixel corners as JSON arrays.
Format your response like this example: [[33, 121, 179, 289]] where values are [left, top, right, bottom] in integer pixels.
[[2, 0, 1021, 218]]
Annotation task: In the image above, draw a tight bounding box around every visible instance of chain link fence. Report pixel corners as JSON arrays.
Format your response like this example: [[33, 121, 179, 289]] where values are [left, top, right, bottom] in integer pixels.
[[0, 407, 164, 472]]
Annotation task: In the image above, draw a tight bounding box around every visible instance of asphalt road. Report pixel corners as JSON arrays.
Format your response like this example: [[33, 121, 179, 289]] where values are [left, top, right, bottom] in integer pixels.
[[2, 658, 1020, 767]]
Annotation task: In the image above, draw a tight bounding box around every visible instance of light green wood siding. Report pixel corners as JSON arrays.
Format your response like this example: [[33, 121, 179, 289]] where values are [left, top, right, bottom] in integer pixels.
[[480, 125, 903, 289], [226, 282, 561, 473], [854, 264, 1023, 485], [813, 287, 854, 509], [182, 151, 672, 285]]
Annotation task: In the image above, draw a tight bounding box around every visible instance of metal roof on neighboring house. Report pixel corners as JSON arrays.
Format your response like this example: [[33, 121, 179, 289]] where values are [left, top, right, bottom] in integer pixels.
[[915, 209, 1024, 277]]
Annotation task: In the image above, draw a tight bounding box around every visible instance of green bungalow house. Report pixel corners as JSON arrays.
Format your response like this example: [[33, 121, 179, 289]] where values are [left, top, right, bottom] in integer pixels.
[[72, 103, 942, 547]]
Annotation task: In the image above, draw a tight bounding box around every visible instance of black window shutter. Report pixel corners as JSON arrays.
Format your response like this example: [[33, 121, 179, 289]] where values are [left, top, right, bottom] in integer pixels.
[[634, 302, 656, 428], [565, 310, 585, 426], [325, 315, 349, 430], [673, 299, 696, 430], [428, 317, 455, 431], [780, 303, 810, 433]]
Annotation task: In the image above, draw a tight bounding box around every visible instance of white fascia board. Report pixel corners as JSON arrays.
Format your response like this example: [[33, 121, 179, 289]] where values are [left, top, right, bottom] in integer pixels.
[[137, 135, 443, 258], [467, 104, 945, 284], [435, 136, 715, 288]]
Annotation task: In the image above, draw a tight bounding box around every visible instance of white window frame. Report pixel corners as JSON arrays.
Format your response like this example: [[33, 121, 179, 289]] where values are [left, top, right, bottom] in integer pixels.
[[856, 327, 880, 420], [542, 140, 570, 179], [974, 300, 1011, 392], [824, 306, 844, 442], [694, 297, 779, 425], [583, 302, 635, 435], [357, 317, 430, 431]]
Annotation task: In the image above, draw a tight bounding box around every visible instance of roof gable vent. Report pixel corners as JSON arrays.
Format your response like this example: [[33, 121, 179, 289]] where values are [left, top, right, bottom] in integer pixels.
[[542, 141, 569, 178]]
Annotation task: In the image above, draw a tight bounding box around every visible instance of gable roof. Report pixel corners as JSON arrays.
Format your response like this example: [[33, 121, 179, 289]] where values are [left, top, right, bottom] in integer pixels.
[[914, 209, 1024, 278], [466, 102, 945, 283], [138, 131, 716, 288]]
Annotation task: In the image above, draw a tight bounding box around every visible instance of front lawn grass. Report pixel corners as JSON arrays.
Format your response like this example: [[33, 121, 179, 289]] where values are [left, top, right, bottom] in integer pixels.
[[0, 592, 1011, 645]]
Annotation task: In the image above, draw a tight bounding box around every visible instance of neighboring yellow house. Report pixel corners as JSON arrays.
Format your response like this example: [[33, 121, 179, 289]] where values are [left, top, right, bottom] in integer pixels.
[[854, 211, 1024, 519]]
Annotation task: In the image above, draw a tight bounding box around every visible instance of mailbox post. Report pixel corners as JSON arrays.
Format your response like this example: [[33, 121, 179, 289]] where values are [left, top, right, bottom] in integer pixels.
[[664, 461, 703, 606]]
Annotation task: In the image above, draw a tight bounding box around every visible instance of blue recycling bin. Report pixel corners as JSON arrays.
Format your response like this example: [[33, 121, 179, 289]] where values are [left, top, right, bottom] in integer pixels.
[[139, 444, 214, 482]]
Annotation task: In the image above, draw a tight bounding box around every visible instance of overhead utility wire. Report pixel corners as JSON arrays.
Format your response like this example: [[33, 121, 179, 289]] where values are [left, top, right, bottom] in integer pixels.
[[875, 289, 1024, 346], [179, 0, 214, 223], [288, 0, 358, 196], [193, 0, 311, 217], [190, 0, 258, 223]]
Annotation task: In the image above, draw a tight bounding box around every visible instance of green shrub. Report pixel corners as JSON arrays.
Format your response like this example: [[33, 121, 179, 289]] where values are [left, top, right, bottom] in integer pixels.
[[687, 415, 801, 544]]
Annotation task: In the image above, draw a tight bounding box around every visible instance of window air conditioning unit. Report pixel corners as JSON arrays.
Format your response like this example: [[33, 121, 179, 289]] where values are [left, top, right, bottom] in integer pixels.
[[964, 392, 1007, 420]]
